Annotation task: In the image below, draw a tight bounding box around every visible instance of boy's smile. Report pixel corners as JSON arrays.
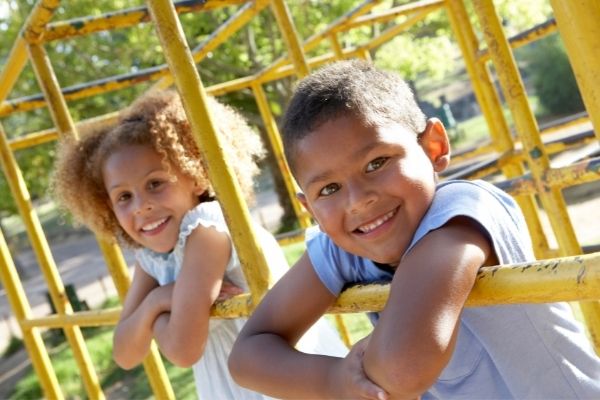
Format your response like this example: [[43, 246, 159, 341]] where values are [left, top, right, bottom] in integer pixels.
[[102, 144, 203, 253], [294, 115, 449, 265]]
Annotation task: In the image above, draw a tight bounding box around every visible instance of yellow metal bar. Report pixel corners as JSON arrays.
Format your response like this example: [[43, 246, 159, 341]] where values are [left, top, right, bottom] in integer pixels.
[[147, 0, 272, 303], [22, 309, 121, 329], [9, 112, 119, 151], [330, 252, 600, 313], [445, 0, 550, 258], [0, 123, 103, 398], [496, 157, 600, 197], [24, 42, 108, 399], [362, 8, 434, 51], [0, 226, 63, 399], [42, 0, 247, 42], [27, 44, 78, 139], [478, 19, 557, 63], [252, 83, 312, 229], [473, 0, 580, 256], [257, 0, 383, 82], [329, 33, 345, 59], [98, 235, 175, 399], [0, 0, 60, 103], [340, 0, 444, 31], [269, 0, 310, 78], [152, 0, 271, 90], [549, 0, 600, 141]]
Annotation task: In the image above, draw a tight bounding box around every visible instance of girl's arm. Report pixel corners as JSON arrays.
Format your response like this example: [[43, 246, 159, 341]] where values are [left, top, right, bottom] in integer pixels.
[[229, 252, 387, 400], [151, 225, 231, 367], [113, 263, 171, 369], [362, 216, 494, 399]]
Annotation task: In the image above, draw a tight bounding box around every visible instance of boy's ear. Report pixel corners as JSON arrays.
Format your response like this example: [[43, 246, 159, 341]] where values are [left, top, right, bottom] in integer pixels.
[[296, 192, 314, 216], [420, 118, 450, 172]]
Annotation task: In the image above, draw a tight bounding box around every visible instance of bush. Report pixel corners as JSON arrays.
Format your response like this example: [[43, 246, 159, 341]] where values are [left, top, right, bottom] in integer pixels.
[[521, 34, 585, 116]]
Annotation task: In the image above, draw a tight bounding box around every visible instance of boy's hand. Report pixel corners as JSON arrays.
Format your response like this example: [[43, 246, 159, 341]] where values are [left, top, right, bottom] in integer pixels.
[[335, 335, 388, 400], [216, 281, 244, 301]]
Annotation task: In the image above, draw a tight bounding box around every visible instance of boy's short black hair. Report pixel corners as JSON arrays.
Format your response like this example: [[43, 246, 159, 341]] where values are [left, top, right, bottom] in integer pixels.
[[281, 60, 427, 174]]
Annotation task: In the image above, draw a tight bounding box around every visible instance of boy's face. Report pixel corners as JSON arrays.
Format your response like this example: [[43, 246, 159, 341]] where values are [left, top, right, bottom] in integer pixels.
[[295, 114, 449, 266]]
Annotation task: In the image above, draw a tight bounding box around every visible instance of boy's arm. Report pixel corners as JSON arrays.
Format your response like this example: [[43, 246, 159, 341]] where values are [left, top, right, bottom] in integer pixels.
[[151, 225, 231, 367], [229, 252, 387, 400], [113, 263, 171, 369], [363, 216, 494, 398]]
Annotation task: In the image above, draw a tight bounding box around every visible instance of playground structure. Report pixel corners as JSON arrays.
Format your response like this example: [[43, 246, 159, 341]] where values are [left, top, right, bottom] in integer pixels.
[[0, 0, 599, 398]]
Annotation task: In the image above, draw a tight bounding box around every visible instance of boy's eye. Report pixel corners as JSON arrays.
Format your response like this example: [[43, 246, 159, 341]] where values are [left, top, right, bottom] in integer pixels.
[[366, 157, 388, 172], [319, 183, 340, 197]]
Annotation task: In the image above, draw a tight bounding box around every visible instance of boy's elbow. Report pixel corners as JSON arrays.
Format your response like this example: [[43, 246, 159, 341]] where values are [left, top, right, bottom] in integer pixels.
[[365, 347, 440, 397], [228, 338, 253, 386]]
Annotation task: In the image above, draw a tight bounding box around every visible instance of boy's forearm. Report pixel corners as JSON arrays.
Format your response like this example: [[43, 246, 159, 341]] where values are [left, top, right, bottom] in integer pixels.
[[230, 333, 342, 399]]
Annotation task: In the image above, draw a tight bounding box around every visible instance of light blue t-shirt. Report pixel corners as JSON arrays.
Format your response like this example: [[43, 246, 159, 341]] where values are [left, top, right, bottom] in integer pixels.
[[307, 180, 600, 398]]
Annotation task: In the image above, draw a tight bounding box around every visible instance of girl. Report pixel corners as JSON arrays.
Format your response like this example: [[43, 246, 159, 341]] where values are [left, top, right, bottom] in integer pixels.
[[52, 90, 347, 399]]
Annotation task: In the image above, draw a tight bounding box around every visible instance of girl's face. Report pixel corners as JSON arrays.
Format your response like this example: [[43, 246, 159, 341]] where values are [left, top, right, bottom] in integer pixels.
[[102, 144, 204, 253], [295, 115, 449, 266]]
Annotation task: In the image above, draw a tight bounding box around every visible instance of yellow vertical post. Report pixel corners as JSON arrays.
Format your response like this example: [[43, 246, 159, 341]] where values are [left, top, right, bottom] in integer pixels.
[[0, 214, 63, 399], [0, 0, 60, 103], [146, 0, 272, 303], [27, 42, 174, 399], [0, 122, 104, 398], [549, 0, 600, 141], [329, 33, 345, 59], [444, 0, 550, 258], [268, 0, 352, 346], [269, 0, 310, 77], [472, 0, 600, 353], [97, 240, 175, 400], [252, 83, 312, 229]]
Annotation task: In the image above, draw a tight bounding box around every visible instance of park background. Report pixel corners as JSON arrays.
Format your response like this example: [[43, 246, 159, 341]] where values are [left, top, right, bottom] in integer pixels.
[[0, 0, 599, 398]]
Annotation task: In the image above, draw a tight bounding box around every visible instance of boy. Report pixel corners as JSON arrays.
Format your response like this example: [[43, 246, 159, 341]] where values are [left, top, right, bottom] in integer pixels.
[[229, 60, 600, 399]]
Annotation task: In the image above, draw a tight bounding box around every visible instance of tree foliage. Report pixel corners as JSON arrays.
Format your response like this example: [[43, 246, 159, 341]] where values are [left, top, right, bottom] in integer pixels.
[[0, 0, 562, 227]]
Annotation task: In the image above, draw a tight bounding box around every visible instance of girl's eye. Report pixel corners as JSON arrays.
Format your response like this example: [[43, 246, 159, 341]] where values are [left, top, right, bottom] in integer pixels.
[[366, 157, 388, 172], [148, 179, 164, 190], [116, 192, 131, 203], [319, 183, 340, 197]]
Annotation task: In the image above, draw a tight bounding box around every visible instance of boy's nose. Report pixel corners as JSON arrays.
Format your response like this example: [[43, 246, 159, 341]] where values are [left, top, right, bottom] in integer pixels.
[[346, 180, 376, 213]]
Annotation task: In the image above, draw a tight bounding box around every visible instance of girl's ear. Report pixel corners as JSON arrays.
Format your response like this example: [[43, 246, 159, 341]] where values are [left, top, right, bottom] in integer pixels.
[[420, 118, 451, 172], [192, 181, 206, 196]]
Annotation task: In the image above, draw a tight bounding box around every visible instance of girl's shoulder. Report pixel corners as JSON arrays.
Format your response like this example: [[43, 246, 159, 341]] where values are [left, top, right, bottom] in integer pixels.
[[178, 201, 229, 244]]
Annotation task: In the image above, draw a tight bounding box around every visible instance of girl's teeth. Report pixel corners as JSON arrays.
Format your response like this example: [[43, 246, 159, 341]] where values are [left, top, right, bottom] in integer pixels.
[[142, 218, 167, 231], [358, 210, 395, 233]]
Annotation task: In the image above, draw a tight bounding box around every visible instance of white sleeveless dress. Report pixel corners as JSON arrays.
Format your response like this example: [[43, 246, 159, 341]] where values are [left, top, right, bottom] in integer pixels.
[[136, 201, 348, 399]]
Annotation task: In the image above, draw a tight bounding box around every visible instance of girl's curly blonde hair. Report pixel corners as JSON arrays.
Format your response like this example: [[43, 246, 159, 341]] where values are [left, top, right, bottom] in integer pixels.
[[52, 90, 265, 247]]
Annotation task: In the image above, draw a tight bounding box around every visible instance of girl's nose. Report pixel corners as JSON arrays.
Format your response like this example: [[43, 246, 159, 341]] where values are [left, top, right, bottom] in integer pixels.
[[134, 195, 153, 214]]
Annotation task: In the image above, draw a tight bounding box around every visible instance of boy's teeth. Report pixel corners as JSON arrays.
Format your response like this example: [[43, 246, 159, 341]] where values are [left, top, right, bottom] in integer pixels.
[[142, 218, 167, 231], [358, 210, 395, 233]]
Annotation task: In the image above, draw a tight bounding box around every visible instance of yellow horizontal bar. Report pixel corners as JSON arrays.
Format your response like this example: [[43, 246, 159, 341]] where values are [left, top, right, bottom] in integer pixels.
[[337, 0, 444, 32], [42, 0, 247, 42], [330, 252, 600, 313]]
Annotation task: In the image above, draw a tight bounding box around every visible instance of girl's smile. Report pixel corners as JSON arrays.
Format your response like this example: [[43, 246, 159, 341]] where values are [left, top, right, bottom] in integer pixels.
[[102, 144, 204, 253]]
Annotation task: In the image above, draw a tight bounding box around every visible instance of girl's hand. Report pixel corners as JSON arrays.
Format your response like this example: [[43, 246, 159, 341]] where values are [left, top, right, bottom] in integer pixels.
[[216, 281, 244, 301], [334, 335, 388, 400]]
